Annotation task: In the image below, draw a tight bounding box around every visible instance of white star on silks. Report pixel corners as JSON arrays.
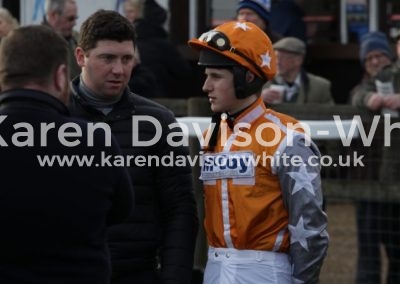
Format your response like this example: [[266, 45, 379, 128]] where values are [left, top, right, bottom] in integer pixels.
[[287, 164, 318, 196], [260, 52, 271, 68], [289, 216, 320, 251], [234, 22, 251, 31]]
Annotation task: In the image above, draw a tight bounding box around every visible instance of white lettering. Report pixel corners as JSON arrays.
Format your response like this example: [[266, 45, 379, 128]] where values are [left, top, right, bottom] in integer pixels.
[[12, 122, 34, 146], [132, 116, 162, 146], [58, 122, 82, 147], [88, 122, 112, 146]]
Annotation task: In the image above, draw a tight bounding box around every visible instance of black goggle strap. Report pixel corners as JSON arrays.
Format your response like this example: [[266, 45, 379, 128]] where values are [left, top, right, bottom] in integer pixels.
[[199, 30, 267, 81]]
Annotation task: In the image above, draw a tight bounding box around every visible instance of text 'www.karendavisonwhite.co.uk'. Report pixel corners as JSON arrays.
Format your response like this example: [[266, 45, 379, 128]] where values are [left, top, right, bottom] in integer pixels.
[[36, 151, 365, 168]]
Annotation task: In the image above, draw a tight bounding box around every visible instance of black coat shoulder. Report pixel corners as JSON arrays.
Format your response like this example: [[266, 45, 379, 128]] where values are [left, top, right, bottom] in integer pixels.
[[132, 93, 175, 119]]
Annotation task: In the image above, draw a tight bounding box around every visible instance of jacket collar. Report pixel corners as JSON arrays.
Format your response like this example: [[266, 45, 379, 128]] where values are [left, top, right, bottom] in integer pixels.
[[70, 76, 136, 119], [233, 96, 266, 126]]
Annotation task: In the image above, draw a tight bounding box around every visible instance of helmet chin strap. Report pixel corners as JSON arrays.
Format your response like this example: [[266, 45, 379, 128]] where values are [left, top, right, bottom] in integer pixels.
[[232, 66, 265, 99]]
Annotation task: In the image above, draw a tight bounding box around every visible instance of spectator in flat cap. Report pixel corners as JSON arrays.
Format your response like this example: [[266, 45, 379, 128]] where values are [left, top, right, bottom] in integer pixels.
[[262, 37, 333, 104], [262, 37, 336, 205], [272, 36, 306, 55], [236, 0, 281, 43]]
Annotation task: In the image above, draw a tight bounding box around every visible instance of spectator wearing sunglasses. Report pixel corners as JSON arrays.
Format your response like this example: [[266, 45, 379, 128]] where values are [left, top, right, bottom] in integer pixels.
[[42, 0, 80, 79], [189, 21, 328, 284]]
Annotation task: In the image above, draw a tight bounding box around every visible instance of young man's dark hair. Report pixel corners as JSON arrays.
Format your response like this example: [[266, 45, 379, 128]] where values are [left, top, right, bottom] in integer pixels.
[[69, 9, 198, 284], [0, 25, 68, 88], [78, 9, 136, 52]]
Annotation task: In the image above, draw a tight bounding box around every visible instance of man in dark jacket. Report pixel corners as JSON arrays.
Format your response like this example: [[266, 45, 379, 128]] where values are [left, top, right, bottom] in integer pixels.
[[69, 10, 198, 284], [0, 25, 134, 284]]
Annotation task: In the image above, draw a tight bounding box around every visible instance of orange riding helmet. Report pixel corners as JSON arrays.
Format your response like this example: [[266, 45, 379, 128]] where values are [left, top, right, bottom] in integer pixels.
[[188, 21, 276, 82]]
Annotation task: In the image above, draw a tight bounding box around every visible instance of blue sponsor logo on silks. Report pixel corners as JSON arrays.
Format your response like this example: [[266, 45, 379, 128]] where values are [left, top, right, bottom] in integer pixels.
[[200, 151, 255, 180]]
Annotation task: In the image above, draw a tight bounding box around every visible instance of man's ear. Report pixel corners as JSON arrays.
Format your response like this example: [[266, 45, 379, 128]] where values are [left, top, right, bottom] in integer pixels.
[[75, 47, 86, 67], [245, 71, 255, 83], [54, 64, 69, 105]]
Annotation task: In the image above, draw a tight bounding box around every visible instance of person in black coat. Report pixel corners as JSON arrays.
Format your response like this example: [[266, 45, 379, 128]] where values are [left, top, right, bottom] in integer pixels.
[[270, 0, 307, 42], [128, 53, 162, 98], [69, 10, 198, 284], [0, 25, 134, 284], [124, 0, 193, 98]]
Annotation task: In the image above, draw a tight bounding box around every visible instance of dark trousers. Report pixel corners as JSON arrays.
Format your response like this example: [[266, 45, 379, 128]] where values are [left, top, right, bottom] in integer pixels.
[[356, 202, 400, 284]]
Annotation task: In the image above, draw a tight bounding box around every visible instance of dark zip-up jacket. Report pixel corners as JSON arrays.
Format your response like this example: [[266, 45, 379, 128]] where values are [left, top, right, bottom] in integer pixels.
[[69, 77, 198, 283], [0, 89, 134, 284]]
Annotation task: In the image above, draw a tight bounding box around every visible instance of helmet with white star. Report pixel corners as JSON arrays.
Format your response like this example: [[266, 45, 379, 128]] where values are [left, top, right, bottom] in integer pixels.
[[188, 21, 276, 82]]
